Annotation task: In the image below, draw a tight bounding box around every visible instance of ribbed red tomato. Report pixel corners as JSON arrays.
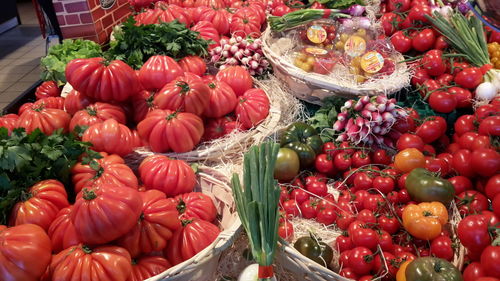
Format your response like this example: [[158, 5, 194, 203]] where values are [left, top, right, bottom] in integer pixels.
[[169, 0, 196, 7], [203, 80, 237, 118], [198, 8, 230, 35], [215, 66, 253, 96], [194, 0, 225, 8], [50, 245, 132, 281], [231, 1, 266, 24], [137, 109, 204, 153], [117, 190, 181, 257], [71, 152, 138, 193], [65, 57, 139, 102], [138, 55, 184, 91], [174, 192, 217, 222], [17, 103, 70, 135], [131, 90, 158, 124], [235, 88, 270, 129], [155, 73, 210, 116], [202, 116, 239, 141], [28, 97, 65, 113], [127, 256, 171, 281], [230, 8, 261, 38], [139, 154, 196, 197], [71, 183, 142, 245], [0, 114, 18, 135], [82, 118, 135, 156], [35, 81, 60, 100], [154, 2, 192, 25], [0, 224, 52, 281], [69, 102, 126, 131], [178, 56, 207, 76], [191, 21, 220, 49], [64, 88, 94, 115], [47, 206, 81, 253], [165, 218, 220, 265], [9, 179, 69, 231]]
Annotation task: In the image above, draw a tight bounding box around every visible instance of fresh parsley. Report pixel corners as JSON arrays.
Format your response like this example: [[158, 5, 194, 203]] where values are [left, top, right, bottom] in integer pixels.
[[106, 17, 211, 69], [0, 128, 101, 224]]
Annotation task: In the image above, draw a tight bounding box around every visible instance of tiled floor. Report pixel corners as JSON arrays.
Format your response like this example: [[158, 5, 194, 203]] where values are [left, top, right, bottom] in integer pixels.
[[0, 0, 46, 111]]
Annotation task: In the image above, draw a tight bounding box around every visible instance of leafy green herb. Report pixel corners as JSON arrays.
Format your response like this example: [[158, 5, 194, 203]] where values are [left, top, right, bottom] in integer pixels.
[[307, 96, 347, 142], [323, 0, 365, 9], [106, 17, 211, 69], [231, 142, 281, 268], [0, 128, 101, 224], [40, 39, 102, 85]]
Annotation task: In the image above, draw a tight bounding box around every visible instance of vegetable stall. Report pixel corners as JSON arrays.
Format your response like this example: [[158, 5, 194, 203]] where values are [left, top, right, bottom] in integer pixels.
[[0, 0, 499, 281]]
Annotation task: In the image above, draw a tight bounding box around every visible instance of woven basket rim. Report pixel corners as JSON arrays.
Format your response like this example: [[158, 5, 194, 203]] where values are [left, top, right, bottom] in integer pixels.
[[146, 166, 241, 280]]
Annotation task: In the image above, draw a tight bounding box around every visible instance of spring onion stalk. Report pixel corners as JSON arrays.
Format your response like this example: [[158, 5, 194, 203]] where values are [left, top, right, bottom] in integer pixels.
[[428, 11, 500, 88], [232, 142, 281, 280], [269, 9, 350, 32]]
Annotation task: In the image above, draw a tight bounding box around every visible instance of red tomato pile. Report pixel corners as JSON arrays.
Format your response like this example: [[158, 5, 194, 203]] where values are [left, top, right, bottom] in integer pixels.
[[1, 153, 221, 281], [277, 98, 500, 280]]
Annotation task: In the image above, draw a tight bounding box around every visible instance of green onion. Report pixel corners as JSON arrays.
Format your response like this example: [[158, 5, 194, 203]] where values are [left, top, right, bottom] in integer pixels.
[[231, 142, 281, 277], [427, 11, 490, 66], [268, 9, 350, 32]]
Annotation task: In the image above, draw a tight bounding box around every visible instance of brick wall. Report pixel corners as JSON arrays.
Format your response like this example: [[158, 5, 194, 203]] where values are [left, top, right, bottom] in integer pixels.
[[54, 0, 132, 44]]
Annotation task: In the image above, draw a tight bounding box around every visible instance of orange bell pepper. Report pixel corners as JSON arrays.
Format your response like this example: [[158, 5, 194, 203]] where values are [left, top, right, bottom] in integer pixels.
[[402, 202, 448, 240]]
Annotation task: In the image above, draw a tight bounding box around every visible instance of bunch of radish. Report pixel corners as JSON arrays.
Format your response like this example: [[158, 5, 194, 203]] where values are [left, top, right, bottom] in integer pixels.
[[209, 36, 270, 76], [334, 95, 407, 147]]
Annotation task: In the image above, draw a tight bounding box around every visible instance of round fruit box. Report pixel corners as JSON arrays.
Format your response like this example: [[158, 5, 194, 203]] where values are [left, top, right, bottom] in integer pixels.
[[274, 198, 465, 281], [147, 166, 241, 281], [261, 24, 411, 105], [130, 76, 304, 164]]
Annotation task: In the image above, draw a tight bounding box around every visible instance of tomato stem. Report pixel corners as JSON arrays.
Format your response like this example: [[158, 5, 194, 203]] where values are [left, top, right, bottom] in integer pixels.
[[82, 245, 93, 254], [176, 198, 186, 214], [82, 188, 97, 200]]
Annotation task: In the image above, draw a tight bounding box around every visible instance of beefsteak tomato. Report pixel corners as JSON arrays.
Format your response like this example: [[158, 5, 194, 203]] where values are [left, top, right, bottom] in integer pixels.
[[174, 192, 217, 222], [203, 80, 237, 118], [402, 202, 448, 240], [165, 218, 220, 265], [138, 154, 196, 196], [0, 114, 18, 135], [155, 73, 210, 116], [117, 190, 181, 257], [235, 88, 270, 129], [71, 152, 138, 193], [0, 224, 52, 281], [9, 179, 69, 231], [16, 104, 70, 134], [50, 245, 132, 281], [35, 81, 60, 100], [63, 89, 93, 115], [191, 21, 220, 49], [65, 57, 139, 102], [230, 8, 261, 38], [71, 183, 142, 245], [69, 102, 126, 131], [178, 56, 207, 77], [138, 55, 184, 91], [137, 109, 204, 153], [82, 118, 136, 156], [215, 65, 253, 96], [127, 256, 171, 281], [47, 206, 81, 253]]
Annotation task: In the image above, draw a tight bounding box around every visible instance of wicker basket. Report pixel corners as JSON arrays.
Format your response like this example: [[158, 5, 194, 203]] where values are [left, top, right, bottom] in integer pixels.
[[261, 25, 411, 105], [129, 76, 304, 164], [146, 166, 241, 281]]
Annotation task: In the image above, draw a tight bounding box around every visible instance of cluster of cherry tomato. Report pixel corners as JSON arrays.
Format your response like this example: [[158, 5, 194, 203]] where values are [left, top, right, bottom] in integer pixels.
[[411, 49, 487, 113], [275, 93, 499, 280]]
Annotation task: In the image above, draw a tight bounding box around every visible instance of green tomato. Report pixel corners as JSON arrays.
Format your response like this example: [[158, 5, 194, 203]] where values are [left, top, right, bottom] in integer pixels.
[[274, 148, 300, 182], [405, 257, 462, 281], [293, 236, 333, 267], [280, 122, 323, 168], [406, 168, 455, 205]]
